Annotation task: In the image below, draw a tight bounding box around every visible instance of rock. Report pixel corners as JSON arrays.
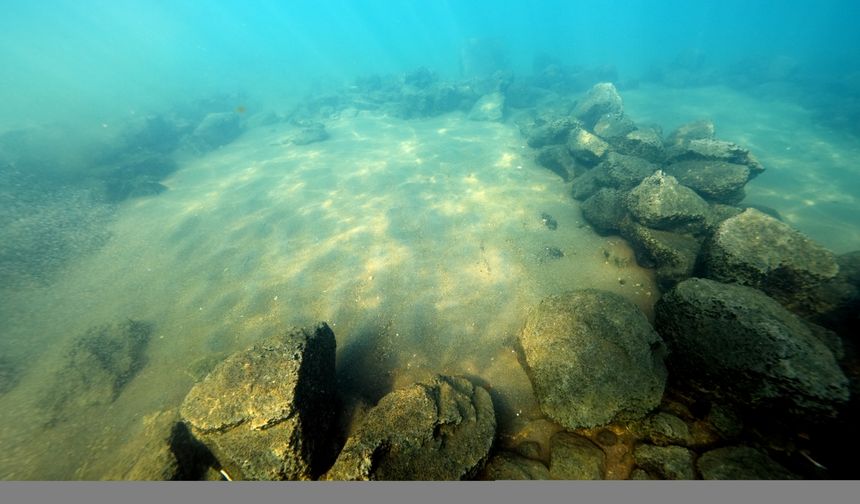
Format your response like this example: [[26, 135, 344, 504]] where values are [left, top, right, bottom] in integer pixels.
[[637, 412, 692, 446], [524, 117, 576, 148], [597, 151, 659, 191], [191, 112, 242, 149], [536, 145, 576, 181], [626, 171, 710, 232], [633, 444, 696, 480], [619, 217, 701, 289], [593, 113, 637, 140], [574, 82, 623, 129], [291, 122, 329, 145], [581, 188, 627, 234], [549, 433, 605, 480], [180, 323, 337, 480], [702, 208, 840, 314], [519, 289, 667, 429], [665, 160, 750, 204], [567, 126, 609, 166], [667, 138, 764, 178], [697, 446, 798, 480], [103, 409, 212, 480], [42, 319, 153, 423], [665, 120, 715, 146], [630, 468, 653, 480], [615, 127, 665, 163], [325, 375, 496, 481], [706, 404, 744, 440], [481, 451, 550, 480], [468, 91, 505, 121], [571, 168, 604, 201], [655, 278, 850, 417]]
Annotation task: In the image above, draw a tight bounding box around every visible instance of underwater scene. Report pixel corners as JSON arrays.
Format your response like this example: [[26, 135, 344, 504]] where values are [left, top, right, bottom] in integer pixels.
[[1, 0, 859, 481]]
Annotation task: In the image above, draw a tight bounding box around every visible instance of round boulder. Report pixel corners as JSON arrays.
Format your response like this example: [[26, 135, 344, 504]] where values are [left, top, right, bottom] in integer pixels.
[[519, 289, 668, 429], [325, 375, 496, 481], [655, 278, 849, 417]]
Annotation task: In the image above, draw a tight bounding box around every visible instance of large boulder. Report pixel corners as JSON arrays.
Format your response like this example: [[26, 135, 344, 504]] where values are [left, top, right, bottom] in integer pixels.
[[701, 208, 840, 314], [593, 113, 637, 140], [573, 82, 623, 129], [519, 289, 668, 429], [581, 188, 627, 234], [549, 432, 605, 480], [523, 117, 576, 148], [325, 375, 496, 481], [655, 278, 849, 417], [180, 323, 337, 480], [567, 126, 609, 166], [665, 160, 751, 204], [667, 138, 764, 178], [619, 216, 701, 289], [536, 145, 576, 182], [633, 444, 696, 480], [626, 171, 710, 232], [697, 446, 797, 480], [614, 127, 666, 164], [480, 452, 550, 480]]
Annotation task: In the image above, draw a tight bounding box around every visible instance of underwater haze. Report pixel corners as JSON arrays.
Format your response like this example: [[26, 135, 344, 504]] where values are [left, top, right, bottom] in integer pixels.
[[1, 0, 860, 481]]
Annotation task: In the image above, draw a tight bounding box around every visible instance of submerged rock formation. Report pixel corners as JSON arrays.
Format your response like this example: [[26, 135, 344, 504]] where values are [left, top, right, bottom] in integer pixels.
[[325, 374, 496, 481], [655, 278, 849, 417], [519, 289, 667, 429], [180, 323, 337, 480]]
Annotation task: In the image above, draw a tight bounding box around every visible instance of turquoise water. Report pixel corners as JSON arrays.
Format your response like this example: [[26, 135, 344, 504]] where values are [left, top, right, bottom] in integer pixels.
[[1, 1, 858, 480]]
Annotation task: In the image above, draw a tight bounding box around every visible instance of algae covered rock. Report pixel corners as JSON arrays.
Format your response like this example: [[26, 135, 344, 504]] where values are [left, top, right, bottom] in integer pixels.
[[573, 82, 623, 129], [697, 446, 797, 480], [549, 432, 605, 480], [626, 171, 710, 232], [633, 444, 696, 480], [325, 375, 496, 481], [180, 323, 337, 480], [702, 208, 839, 314], [665, 159, 751, 204], [519, 289, 667, 429], [481, 451, 550, 480], [655, 278, 849, 417]]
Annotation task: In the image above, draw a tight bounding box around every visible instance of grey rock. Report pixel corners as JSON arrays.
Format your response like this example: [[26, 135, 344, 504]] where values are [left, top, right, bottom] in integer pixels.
[[571, 168, 604, 201], [524, 117, 576, 148], [633, 444, 696, 480], [325, 375, 496, 481], [637, 412, 692, 446], [567, 126, 609, 166], [191, 112, 242, 148], [180, 323, 337, 480], [536, 145, 576, 182], [702, 208, 840, 314], [581, 188, 627, 234], [593, 113, 637, 140], [574, 82, 623, 129], [697, 446, 798, 480], [626, 171, 710, 232], [655, 278, 849, 417], [597, 151, 659, 191], [615, 127, 665, 163], [665, 120, 715, 147], [667, 138, 764, 178], [519, 289, 667, 429], [665, 160, 750, 204], [468, 91, 505, 121], [481, 451, 549, 480], [619, 216, 701, 289], [549, 433, 605, 480]]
